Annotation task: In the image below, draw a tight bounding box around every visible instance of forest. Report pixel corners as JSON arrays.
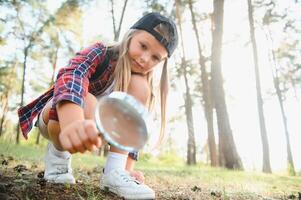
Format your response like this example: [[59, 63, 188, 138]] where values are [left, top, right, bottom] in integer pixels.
[[0, 0, 300, 199]]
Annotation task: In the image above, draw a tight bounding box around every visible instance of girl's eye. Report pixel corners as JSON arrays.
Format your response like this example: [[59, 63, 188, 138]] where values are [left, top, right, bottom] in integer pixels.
[[152, 55, 160, 62], [140, 43, 147, 50]]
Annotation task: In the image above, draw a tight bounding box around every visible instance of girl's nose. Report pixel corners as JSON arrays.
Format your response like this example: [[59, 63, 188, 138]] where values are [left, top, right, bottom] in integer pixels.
[[140, 52, 150, 65]]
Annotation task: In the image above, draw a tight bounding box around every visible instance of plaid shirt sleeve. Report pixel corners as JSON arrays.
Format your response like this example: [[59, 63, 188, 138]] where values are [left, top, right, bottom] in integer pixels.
[[52, 42, 107, 109], [17, 87, 54, 139]]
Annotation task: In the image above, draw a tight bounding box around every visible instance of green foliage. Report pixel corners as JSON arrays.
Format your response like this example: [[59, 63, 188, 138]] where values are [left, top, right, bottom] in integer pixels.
[[258, 0, 301, 94], [143, 0, 169, 16], [157, 152, 185, 165], [54, 0, 84, 39], [0, 139, 45, 163], [139, 152, 153, 162], [0, 63, 20, 93], [136, 152, 186, 170], [0, 118, 17, 139], [24, 128, 48, 147]]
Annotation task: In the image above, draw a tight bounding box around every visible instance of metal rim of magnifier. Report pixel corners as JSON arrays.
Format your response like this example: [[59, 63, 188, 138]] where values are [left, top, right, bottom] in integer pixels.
[[94, 92, 150, 152]]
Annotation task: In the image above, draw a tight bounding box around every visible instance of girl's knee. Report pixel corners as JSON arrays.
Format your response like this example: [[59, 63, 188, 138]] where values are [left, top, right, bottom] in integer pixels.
[[128, 74, 150, 105]]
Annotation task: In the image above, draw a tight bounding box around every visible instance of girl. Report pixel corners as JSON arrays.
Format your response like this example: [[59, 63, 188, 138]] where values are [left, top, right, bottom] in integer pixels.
[[18, 12, 178, 199]]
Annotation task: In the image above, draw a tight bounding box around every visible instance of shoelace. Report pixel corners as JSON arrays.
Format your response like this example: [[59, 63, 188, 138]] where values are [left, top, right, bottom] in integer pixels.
[[53, 157, 71, 174], [118, 171, 140, 184]]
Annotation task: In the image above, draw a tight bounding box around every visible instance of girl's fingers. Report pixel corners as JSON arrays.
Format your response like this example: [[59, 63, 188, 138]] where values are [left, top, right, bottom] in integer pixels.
[[59, 134, 76, 154], [129, 170, 145, 184], [84, 120, 102, 148], [77, 121, 96, 151], [68, 128, 86, 153], [95, 137, 102, 148], [59, 120, 102, 153], [136, 171, 145, 183]]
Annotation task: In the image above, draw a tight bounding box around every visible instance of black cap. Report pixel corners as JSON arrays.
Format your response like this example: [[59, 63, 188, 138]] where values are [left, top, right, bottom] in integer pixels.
[[131, 12, 178, 57]]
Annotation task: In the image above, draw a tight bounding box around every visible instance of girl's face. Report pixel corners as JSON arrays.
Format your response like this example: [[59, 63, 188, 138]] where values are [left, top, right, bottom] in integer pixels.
[[128, 30, 168, 75]]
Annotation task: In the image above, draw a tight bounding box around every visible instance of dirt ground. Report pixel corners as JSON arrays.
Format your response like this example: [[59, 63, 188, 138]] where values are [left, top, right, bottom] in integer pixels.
[[0, 154, 208, 200], [0, 155, 300, 200]]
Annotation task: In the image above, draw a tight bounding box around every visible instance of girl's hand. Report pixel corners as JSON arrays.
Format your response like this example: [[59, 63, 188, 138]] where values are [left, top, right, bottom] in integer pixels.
[[59, 119, 102, 154], [129, 170, 145, 184]]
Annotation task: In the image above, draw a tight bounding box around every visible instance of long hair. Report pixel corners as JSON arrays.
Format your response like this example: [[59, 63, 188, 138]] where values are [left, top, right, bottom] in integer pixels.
[[110, 24, 172, 148]]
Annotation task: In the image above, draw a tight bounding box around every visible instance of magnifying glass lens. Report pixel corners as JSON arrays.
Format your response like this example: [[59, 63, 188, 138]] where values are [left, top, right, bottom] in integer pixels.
[[95, 93, 148, 151]]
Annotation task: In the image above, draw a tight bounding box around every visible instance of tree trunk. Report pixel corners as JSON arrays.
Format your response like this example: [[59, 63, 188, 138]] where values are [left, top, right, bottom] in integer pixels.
[[50, 46, 59, 85], [183, 63, 196, 165], [102, 0, 128, 157], [16, 47, 29, 144], [116, 0, 128, 41], [0, 94, 9, 136], [274, 75, 296, 176], [36, 45, 60, 145], [211, 0, 243, 169], [247, 0, 271, 173], [110, 0, 117, 40], [35, 131, 41, 145], [188, 0, 218, 166], [264, 27, 296, 176], [110, 0, 128, 41], [175, 0, 196, 165]]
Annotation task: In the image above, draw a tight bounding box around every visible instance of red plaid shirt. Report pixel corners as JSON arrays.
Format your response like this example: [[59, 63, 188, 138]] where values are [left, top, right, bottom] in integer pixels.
[[18, 42, 116, 139]]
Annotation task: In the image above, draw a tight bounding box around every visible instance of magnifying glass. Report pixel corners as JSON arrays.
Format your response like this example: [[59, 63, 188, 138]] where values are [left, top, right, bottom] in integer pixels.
[[94, 92, 150, 152]]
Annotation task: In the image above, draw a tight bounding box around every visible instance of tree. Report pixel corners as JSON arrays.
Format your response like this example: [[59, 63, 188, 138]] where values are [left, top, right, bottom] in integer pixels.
[[175, 0, 196, 165], [211, 0, 243, 169], [10, 0, 53, 143], [110, 0, 128, 41], [187, 0, 218, 166], [10, 0, 88, 143], [0, 61, 19, 136], [143, 0, 170, 16], [260, 0, 297, 175], [97, 0, 129, 156], [247, 0, 272, 173], [33, 0, 87, 144]]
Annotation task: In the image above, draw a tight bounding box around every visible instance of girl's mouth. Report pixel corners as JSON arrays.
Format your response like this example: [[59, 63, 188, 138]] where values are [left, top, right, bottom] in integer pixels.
[[133, 59, 144, 70]]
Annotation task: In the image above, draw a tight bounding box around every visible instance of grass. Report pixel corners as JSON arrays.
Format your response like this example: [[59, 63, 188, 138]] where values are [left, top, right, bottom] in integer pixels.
[[1, 139, 300, 199]]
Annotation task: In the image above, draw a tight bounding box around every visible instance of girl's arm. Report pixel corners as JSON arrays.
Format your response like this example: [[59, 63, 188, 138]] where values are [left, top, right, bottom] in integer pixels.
[[57, 101, 102, 154], [52, 43, 106, 153]]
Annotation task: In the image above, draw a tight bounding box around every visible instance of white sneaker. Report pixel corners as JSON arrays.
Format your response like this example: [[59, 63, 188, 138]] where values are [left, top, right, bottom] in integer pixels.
[[44, 143, 75, 184], [100, 169, 155, 200]]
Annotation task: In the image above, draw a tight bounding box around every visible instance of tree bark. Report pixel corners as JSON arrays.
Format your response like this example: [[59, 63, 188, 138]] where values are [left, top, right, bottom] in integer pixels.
[[110, 0, 129, 41], [36, 44, 60, 145], [264, 26, 295, 176], [0, 95, 9, 136], [183, 63, 196, 165], [17, 46, 30, 144], [116, 0, 128, 41], [274, 74, 296, 176], [247, 0, 271, 173], [175, 0, 196, 165], [188, 0, 218, 166], [211, 0, 243, 169]]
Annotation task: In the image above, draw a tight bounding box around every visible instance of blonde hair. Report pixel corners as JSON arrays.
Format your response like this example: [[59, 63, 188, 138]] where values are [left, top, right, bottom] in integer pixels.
[[110, 24, 171, 147]]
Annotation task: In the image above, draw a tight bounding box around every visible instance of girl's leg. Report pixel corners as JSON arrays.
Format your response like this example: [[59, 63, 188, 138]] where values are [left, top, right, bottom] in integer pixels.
[[40, 93, 97, 184], [101, 74, 154, 199], [105, 73, 150, 174], [125, 156, 135, 171], [125, 73, 150, 171]]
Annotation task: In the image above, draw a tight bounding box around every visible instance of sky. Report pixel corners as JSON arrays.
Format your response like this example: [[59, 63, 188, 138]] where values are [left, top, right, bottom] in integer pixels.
[[5, 0, 301, 172]]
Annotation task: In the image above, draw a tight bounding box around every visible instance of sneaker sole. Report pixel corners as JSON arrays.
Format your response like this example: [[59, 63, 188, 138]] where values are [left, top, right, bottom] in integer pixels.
[[100, 185, 155, 200]]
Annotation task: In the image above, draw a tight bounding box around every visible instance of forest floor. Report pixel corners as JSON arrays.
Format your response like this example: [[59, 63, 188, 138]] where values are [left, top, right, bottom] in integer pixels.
[[0, 142, 301, 200]]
